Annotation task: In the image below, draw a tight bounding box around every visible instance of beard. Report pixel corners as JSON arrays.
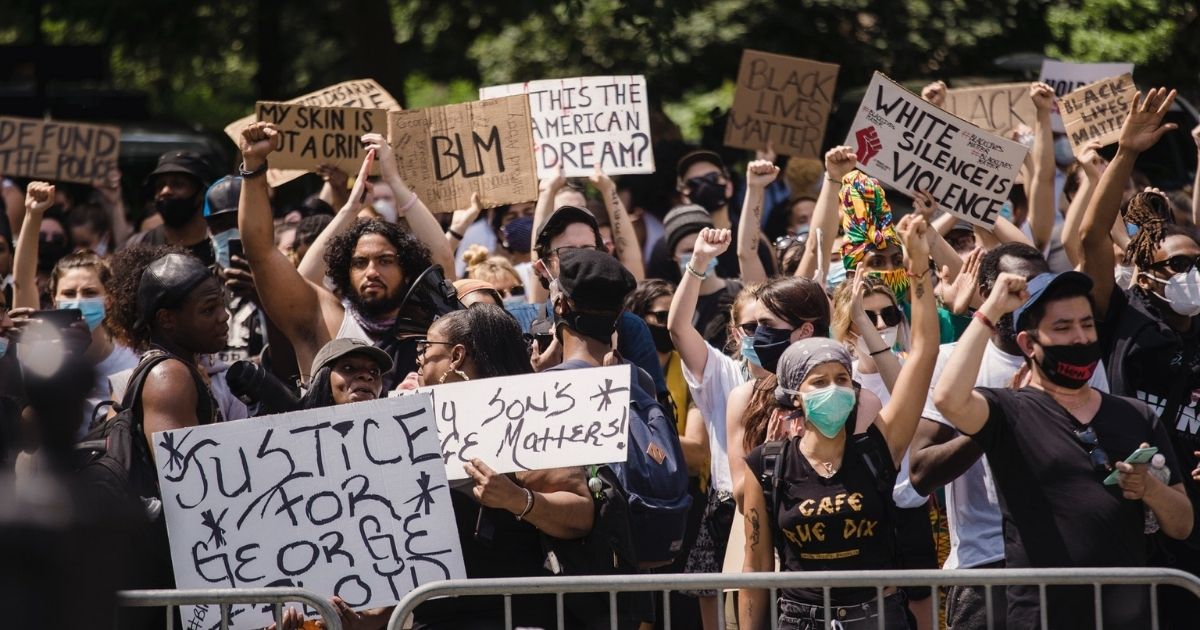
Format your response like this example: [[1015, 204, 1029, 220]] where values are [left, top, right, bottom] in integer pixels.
[[348, 285, 404, 319]]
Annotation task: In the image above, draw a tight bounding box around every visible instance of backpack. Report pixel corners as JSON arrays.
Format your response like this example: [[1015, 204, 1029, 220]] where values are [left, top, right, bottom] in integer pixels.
[[607, 363, 693, 568]]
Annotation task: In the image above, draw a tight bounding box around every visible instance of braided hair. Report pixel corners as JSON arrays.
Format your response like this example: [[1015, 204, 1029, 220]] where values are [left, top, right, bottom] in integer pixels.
[[1124, 191, 1192, 270]]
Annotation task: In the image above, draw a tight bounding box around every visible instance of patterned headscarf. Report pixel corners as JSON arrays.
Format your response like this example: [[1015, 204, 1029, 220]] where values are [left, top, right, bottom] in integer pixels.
[[839, 171, 908, 296]]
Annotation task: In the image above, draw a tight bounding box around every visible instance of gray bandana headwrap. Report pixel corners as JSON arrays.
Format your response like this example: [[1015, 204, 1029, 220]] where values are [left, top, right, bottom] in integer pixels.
[[774, 337, 854, 408]]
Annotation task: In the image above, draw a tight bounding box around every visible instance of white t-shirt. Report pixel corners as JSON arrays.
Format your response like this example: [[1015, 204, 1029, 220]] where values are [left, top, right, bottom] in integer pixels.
[[79, 342, 140, 438], [681, 343, 747, 493], [922, 339, 1109, 569]]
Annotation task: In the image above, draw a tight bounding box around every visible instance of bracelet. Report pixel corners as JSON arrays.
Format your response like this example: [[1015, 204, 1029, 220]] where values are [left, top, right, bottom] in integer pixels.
[[447, 228, 465, 241], [399, 192, 419, 213], [826, 176, 841, 185], [973, 310, 997, 332], [685, 263, 708, 279], [516, 488, 535, 521], [869, 347, 891, 356], [906, 266, 933, 280], [239, 160, 268, 179]]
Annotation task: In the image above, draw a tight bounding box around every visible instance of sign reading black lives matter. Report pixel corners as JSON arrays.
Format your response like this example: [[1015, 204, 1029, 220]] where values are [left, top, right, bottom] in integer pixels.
[[480, 76, 654, 178], [391, 365, 632, 480], [1060, 73, 1135, 157], [845, 73, 1029, 229], [155, 394, 465, 630], [1038, 60, 1134, 133], [255, 102, 385, 175], [725, 50, 839, 159], [0, 116, 120, 185]]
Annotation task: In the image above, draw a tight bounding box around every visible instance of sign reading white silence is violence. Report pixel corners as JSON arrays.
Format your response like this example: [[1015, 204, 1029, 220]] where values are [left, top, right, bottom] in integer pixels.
[[154, 393, 465, 630], [480, 76, 654, 178], [844, 73, 1029, 229]]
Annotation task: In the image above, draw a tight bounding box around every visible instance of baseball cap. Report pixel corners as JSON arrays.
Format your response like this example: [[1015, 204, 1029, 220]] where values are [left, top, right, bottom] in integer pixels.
[[1012, 271, 1094, 333], [557, 247, 636, 313], [676, 149, 726, 181], [663, 204, 714, 254], [148, 150, 215, 189], [203, 175, 242, 219], [534, 205, 602, 255], [134, 253, 215, 332], [310, 337, 393, 377]]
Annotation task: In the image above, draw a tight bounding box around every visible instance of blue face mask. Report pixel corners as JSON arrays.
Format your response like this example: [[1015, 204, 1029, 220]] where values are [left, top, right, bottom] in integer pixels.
[[999, 200, 1014, 223], [212, 228, 240, 269], [0, 336, 8, 359], [800, 384, 857, 438], [680, 253, 718, 278], [826, 263, 847, 292], [740, 335, 762, 367], [1125, 222, 1139, 237], [56, 297, 105, 332]]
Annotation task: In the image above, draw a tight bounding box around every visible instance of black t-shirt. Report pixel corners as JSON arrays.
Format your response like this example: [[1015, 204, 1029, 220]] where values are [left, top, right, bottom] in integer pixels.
[[646, 229, 776, 285], [745, 424, 896, 605], [972, 386, 1182, 629], [125, 226, 216, 267]]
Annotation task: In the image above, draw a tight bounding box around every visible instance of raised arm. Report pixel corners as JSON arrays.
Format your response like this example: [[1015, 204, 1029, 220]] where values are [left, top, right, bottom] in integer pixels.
[[909, 417, 984, 496], [737, 160, 779, 285], [1027, 82, 1057, 252], [1192, 125, 1200, 226], [668, 227, 730, 379], [366, 133, 457, 280], [590, 166, 644, 281], [13, 182, 54, 310], [1062, 141, 1104, 266], [529, 167, 566, 304], [96, 169, 133, 247], [738, 471, 774, 630], [1079, 88, 1177, 318], [445, 193, 483, 249], [933, 272, 1028, 435], [315, 164, 350, 211], [911, 189, 963, 282], [847, 262, 902, 391], [797, 146, 856, 279], [875, 215, 940, 463], [297, 149, 375, 283]]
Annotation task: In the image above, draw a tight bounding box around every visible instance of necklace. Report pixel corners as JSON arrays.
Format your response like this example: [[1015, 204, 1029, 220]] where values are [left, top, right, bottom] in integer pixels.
[[818, 461, 838, 477]]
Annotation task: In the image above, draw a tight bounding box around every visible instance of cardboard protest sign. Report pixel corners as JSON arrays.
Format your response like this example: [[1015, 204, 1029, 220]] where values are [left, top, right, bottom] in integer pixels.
[[0, 116, 119, 185], [724, 51, 839, 158], [391, 365, 631, 480], [844, 73, 1029, 229], [224, 79, 400, 186], [480, 76, 654, 177], [387, 95, 538, 213], [155, 394, 464, 630], [1038, 61, 1135, 133], [1059, 73, 1135, 156], [255, 102, 385, 174], [943, 83, 1037, 135]]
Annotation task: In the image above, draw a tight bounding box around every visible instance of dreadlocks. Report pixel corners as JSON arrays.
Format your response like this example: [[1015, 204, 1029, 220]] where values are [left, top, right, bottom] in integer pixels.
[[1124, 191, 1188, 270]]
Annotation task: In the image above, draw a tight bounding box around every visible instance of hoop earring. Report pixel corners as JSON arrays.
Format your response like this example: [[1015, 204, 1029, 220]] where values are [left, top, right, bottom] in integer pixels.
[[438, 368, 471, 384]]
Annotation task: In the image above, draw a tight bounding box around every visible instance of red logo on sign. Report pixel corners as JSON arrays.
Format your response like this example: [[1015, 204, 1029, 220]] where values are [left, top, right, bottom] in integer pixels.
[[855, 127, 882, 164]]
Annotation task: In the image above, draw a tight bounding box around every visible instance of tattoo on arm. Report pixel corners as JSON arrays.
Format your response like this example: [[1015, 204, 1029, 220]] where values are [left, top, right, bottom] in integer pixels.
[[609, 190, 630, 254], [915, 279, 925, 299], [748, 507, 761, 551]]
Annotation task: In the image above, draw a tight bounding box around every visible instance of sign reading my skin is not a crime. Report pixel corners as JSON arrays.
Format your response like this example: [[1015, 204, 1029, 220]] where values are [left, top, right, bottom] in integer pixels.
[[255, 102, 385, 174]]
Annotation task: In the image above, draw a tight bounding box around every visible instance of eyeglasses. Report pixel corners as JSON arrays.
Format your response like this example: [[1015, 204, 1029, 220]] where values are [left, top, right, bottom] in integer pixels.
[[416, 339, 454, 358], [1149, 254, 1200, 276], [774, 235, 803, 251], [1073, 425, 1111, 474], [550, 245, 598, 257], [507, 285, 526, 298], [865, 306, 903, 328]]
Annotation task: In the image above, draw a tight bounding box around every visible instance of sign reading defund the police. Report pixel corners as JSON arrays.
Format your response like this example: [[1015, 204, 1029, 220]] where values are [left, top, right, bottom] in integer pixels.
[[845, 73, 1029, 229], [391, 365, 631, 481], [154, 393, 464, 630], [480, 76, 654, 178], [0, 116, 120, 185]]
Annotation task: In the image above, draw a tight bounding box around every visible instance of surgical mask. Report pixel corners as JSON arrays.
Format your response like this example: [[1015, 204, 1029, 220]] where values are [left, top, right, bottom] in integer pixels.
[[56, 297, 106, 332], [1053, 136, 1076, 169], [880, 326, 899, 350], [648, 324, 674, 353], [0, 336, 8, 359], [1144, 269, 1200, 317], [740, 335, 762, 367], [1126, 223, 1139, 237], [212, 228, 240, 269], [999, 201, 1014, 223], [374, 199, 397, 223], [679, 253, 718, 278], [826, 263, 847, 292], [685, 173, 728, 213], [800, 385, 857, 438], [1114, 265, 1135, 290], [1033, 341, 1101, 390], [156, 194, 200, 228], [752, 324, 794, 373]]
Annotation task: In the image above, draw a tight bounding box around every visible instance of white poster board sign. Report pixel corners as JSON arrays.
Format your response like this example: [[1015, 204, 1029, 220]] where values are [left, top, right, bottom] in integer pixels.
[[154, 394, 465, 630], [480, 76, 654, 178], [1038, 60, 1135, 133], [844, 72, 1029, 229], [392, 365, 632, 480]]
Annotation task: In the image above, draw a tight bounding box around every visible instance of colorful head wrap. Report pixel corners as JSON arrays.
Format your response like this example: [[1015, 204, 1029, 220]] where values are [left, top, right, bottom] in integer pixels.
[[839, 171, 908, 297]]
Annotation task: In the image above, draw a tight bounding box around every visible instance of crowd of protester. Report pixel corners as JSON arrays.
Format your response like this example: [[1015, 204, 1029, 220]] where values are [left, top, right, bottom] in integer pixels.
[[2, 80, 1200, 630]]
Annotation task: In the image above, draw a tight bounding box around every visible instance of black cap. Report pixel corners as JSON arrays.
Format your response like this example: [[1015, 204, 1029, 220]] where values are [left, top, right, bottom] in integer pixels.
[[148, 151, 215, 189], [135, 253, 214, 332], [534, 205, 602, 256], [310, 337, 393, 377], [1012, 271, 1094, 333], [663, 204, 714, 254], [557, 248, 636, 313], [204, 175, 242, 219], [676, 149, 726, 181]]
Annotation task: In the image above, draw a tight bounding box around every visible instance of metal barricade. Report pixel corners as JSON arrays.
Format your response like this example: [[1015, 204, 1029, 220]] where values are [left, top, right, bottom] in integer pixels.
[[387, 568, 1200, 630], [118, 587, 342, 630]]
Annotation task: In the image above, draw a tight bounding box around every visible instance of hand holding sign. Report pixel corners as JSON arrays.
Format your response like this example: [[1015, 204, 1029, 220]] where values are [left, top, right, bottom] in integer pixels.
[[25, 181, 55, 217], [1118, 88, 1178, 154], [589, 164, 617, 197], [911, 188, 938, 222], [240, 122, 278, 168], [1029, 82, 1055, 114], [540, 164, 567, 195], [1078, 140, 1105, 178], [464, 458, 527, 513]]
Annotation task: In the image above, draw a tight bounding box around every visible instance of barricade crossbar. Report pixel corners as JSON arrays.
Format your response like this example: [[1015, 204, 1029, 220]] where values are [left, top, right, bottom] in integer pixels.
[[118, 587, 342, 630]]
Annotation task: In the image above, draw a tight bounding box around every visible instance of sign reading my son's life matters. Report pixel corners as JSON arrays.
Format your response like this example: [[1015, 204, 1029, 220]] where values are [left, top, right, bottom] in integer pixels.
[[154, 393, 465, 630], [479, 76, 654, 178], [844, 73, 1029, 229], [392, 365, 632, 481]]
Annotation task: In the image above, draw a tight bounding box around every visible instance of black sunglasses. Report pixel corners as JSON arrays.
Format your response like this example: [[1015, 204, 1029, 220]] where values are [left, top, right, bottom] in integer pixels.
[[1073, 425, 1111, 474], [1150, 254, 1200, 276], [865, 306, 903, 328], [647, 310, 670, 323]]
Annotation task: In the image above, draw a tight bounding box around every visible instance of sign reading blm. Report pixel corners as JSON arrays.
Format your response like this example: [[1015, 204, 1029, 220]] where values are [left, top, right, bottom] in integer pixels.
[[480, 76, 654, 178], [0, 116, 120, 185], [724, 51, 839, 159], [1060, 73, 1135, 156], [388, 95, 538, 213], [844, 73, 1029, 229], [256, 102, 385, 174], [154, 393, 465, 630]]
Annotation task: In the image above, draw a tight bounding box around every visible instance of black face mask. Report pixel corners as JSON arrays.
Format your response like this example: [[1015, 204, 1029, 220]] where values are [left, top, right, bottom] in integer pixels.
[[686, 173, 728, 213], [648, 323, 674, 353], [1032, 340, 1101, 389], [752, 324, 793, 373], [156, 194, 200, 228]]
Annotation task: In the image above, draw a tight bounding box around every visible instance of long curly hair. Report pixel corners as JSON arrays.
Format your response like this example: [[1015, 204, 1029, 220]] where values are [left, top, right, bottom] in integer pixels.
[[1124, 191, 1195, 271], [324, 219, 432, 298]]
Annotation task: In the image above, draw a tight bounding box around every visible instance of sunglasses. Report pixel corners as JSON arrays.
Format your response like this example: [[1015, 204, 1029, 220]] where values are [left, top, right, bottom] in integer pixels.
[[1073, 425, 1111, 474], [865, 306, 903, 328], [647, 310, 670, 324], [1149, 254, 1200, 276]]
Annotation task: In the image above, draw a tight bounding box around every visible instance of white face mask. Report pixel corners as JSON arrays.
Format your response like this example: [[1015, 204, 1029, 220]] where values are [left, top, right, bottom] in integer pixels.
[[879, 326, 899, 350], [1144, 268, 1200, 317], [1114, 264, 1135, 289], [374, 199, 397, 223]]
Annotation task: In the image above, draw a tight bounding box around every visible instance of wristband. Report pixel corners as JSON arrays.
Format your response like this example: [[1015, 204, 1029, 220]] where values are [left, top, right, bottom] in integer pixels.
[[399, 192, 419, 213], [516, 488, 535, 521], [906, 266, 933, 280], [239, 160, 268, 179], [685, 263, 708, 279], [869, 347, 891, 357], [447, 228, 465, 241], [973, 310, 997, 332]]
